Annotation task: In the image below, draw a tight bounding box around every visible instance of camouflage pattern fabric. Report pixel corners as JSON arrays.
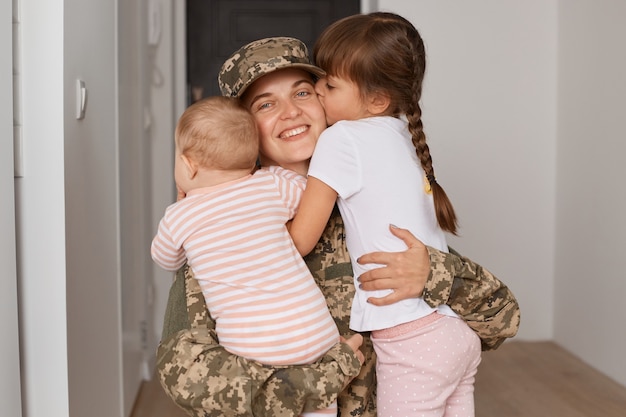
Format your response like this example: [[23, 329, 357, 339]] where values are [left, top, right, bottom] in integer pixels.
[[302, 207, 377, 417], [423, 247, 521, 351], [219, 37, 325, 98], [157, 207, 520, 415]]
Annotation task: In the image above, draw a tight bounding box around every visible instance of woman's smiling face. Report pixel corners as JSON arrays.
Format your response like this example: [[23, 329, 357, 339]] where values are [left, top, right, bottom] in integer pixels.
[[242, 68, 327, 175]]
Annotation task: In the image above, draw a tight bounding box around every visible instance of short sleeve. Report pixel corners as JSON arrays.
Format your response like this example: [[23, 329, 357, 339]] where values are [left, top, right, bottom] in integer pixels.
[[265, 166, 306, 218], [308, 122, 361, 199]]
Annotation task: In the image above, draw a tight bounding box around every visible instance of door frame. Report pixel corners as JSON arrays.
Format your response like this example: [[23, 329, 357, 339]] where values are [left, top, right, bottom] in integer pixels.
[[1, 0, 23, 414], [172, 0, 375, 114]]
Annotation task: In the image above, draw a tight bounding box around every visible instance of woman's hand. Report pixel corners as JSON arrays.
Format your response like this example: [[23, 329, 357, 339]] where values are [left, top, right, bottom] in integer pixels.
[[356, 225, 430, 306]]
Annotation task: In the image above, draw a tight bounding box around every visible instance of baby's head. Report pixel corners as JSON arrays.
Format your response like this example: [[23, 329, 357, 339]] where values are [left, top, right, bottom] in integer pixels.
[[175, 96, 259, 171]]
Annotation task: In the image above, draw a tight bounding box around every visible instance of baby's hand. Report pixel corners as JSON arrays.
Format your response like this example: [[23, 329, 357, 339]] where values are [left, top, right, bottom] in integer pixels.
[[339, 333, 365, 390], [341, 333, 365, 365], [176, 187, 186, 201]]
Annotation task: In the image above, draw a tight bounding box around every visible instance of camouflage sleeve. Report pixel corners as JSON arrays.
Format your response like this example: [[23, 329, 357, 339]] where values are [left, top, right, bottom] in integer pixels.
[[422, 246, 521, 351], [303, 207, 376, 417], [156, 262, 362, 417]]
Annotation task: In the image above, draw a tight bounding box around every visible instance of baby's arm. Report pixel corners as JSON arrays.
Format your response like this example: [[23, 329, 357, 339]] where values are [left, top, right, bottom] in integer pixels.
[[289, 176, 338, 256], [151, 217, 186, 271]]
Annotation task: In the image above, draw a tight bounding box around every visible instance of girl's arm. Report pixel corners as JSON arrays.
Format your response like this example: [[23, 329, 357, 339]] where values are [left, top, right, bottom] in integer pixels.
[[288, 176, 338, 256]]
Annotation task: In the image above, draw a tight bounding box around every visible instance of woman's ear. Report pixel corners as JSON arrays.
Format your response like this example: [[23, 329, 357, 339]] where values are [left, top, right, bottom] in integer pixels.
[[180, 154, 198, 179], [367, 91, 391, 116]]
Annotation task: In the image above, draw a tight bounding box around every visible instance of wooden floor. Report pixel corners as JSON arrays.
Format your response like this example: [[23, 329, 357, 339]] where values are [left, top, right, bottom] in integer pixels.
[[131, 341, 626, 416]]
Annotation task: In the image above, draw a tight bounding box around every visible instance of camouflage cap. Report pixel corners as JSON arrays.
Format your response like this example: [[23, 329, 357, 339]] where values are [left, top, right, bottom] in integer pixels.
[[219, 37, 326, 98]]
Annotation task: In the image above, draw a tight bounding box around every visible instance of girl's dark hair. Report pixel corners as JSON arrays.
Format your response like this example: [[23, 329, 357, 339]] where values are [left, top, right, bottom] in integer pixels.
[[314, 12, 458, 234]]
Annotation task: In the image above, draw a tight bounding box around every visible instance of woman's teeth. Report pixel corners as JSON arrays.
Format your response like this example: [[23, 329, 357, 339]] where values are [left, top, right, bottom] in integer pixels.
[[280, 126, 308, 139]]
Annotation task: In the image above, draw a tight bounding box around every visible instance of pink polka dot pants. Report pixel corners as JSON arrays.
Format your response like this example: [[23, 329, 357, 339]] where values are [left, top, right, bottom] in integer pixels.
[[372, 314, 481, 417]]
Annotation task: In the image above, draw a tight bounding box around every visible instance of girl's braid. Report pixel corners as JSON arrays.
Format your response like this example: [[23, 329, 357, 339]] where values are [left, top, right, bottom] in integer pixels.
[[403, 23, 458, 234]]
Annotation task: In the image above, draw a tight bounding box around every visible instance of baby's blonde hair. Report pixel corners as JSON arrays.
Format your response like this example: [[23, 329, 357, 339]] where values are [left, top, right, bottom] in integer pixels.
[[175, 96, 259, 171]]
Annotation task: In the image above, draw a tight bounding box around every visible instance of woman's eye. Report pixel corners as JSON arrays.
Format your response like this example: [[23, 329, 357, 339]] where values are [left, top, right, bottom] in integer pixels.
[[257, 102, 272, 110], [295, 90, 311, 98]]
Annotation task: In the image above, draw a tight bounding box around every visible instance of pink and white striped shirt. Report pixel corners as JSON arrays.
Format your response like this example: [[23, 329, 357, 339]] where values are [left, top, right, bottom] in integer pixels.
[[151, 166, 339, 365]]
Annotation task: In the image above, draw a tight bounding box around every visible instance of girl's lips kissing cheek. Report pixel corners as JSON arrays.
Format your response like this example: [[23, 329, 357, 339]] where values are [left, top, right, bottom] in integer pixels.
[[279, 125, 309, 140]]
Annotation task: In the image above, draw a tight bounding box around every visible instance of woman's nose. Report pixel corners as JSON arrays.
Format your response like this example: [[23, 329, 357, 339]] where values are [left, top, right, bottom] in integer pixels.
[[281, 100, 301, 119]]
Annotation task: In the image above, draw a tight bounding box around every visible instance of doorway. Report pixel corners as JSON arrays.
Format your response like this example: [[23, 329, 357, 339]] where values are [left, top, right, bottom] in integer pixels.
[[185, 0, 360, 101]]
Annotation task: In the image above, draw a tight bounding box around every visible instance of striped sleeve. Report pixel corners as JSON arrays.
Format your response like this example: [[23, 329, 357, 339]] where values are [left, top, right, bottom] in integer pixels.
[[151, 214, 187, 271], [266, 166, 306, 218]]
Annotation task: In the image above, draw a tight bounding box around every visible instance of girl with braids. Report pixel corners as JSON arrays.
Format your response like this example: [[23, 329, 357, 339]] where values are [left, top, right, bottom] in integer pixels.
[[288, 12, 481, 417]]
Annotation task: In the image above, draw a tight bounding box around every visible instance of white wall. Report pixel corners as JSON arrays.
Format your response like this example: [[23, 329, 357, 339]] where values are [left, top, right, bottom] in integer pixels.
[[18, 0, 69, 415], [555, 0, 626, 387], [381, 0, 558, 341]]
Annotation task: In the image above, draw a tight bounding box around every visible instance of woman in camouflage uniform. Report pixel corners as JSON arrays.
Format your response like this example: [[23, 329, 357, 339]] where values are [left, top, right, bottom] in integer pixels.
[[156, 37, 520, 417]]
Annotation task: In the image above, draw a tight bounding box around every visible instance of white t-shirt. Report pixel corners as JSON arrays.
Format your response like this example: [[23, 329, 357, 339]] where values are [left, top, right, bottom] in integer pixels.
[[308, 116, 456, 331]]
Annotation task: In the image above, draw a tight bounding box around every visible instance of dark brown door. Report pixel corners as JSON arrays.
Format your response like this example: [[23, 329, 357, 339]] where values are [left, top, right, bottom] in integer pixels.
[[186, 0, 360, 102]]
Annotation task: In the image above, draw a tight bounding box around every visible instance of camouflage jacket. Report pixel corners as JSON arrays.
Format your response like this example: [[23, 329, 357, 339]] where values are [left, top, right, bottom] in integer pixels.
[[156, 208, 520, 416]]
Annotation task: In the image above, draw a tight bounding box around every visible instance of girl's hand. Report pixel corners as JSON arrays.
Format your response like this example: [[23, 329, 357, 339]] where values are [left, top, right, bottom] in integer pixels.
[[356, 225, 429, 306]]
